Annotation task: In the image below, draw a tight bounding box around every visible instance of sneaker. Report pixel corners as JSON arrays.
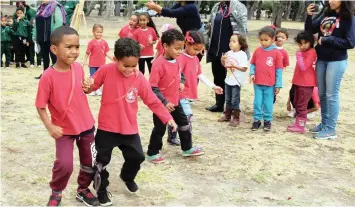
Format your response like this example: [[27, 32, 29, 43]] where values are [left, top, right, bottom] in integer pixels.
[[310, 123, 323, 134], [251, 120, 261, 131], [89, 91, 96, 96], [76, 188, 100, 206], [182, 146, 204, 157], [263, 121, 271, 131], [313, 129, 337, 140], [287, 109, 296, 118], [95, 89, 102, 96], [120, 175, 139, 193], [97, 190, 112, 206], [21, 63, 27, 68], [16, 63, 20, 68], [47, 192, 62, 206], [37, 64, 42, 68], [147, 154, 165, 164], [30, 64, 34, 68]]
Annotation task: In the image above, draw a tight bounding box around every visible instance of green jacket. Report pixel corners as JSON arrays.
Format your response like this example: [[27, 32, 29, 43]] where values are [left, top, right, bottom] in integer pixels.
[[33, 6, 64, 42], [12, 19, 29, 38], [13, 6, 37, 21], [61, 0, 79, 25], [1, 26, 12, 42]]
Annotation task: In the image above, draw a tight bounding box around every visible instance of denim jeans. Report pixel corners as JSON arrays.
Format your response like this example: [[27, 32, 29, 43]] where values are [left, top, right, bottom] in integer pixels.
[[180, 99, 193, 116], [316, 60, 348, 131], [90, 67, 99, 77], [225, 84, 240, 110]]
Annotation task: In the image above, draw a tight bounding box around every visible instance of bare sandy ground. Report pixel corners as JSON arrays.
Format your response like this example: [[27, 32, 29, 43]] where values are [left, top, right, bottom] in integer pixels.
[[1, 17, 355, 206]]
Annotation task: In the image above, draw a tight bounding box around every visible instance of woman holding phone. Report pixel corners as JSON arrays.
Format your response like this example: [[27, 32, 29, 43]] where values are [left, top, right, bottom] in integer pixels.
[[305, 0, 355, 139]]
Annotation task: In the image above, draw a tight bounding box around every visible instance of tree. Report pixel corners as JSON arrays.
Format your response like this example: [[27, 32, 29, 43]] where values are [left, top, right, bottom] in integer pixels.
[[283, 1, 292, 20], [115, 1, 121, 16], [127, 0, 134, 18], [98, 1, 105, 16], [84, 1, 98, 16], [105, 1, 115, 17], [256, 1, 262, 20], [272, 1, 288, 27], [246, 1, 259, 20]]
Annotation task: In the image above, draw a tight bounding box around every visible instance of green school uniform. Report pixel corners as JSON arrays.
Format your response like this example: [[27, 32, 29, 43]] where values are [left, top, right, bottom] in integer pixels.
[[12, 19, 30, 38], [13, 6, 37, 21]]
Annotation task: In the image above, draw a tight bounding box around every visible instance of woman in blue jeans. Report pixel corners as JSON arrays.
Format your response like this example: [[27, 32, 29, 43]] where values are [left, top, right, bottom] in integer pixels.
[[305, 0, 355, 139]]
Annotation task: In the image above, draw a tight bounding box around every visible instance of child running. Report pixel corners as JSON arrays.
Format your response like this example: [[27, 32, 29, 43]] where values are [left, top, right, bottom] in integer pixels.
[[147, 29, 204, 164], [35, 26, 99, 207], [1, 16, 12, 68], [167, 30, 223, 145], [82, 38, 177, 206], [133, 12, 159, 74], [12, 8, 29, 68], [287, 30, 317, 133], [83, 24, 112, 96], [218, 34, 249, 127], [154, 24, 174, 61], [250, 26, 283, 131], [119, 14, 139, 38]]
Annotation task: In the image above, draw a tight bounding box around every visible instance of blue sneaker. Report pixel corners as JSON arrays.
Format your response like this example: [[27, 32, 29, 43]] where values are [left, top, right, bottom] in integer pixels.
[[313, 129, 337, 140], [310, 123, 323, 134]]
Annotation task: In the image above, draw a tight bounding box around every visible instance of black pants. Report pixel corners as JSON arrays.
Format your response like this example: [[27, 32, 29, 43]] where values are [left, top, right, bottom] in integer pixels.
[[95, 129, 145, 191], [1, 42, 11, 66], [13, 36, 27, 64], [211, 56, 227, 105], [39, 41, 56, 71], [138, 57, 153, 75], [28, 40, 41, 65], [147, 103, 192, 156]]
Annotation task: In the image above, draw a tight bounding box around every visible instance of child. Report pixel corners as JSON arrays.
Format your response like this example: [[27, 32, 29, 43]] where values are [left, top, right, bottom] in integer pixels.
[[250, 26, 283, 131], [6, 16, 15, 65], [154, 24, 174, 61], [12, 8, 30, 68], [118, 14, 139, 38], [133, 12, 159, 74], [218, 34, 249, 127], [287, 85, 320, 119], [35, 26, 99, 207], [1, 16, 12, 68], [83, 24, 112, 96], [287, 30, 317, 133], [167, 30, 223, 145], [147, 29, 204, 164], [82, 38, 177, 206]]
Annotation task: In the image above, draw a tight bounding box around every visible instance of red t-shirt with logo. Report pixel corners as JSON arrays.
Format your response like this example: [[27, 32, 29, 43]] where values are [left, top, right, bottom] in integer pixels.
[[92, 63, 172, 135], [292, 48, 317, 87], [119, 24, 138, 39], [35, 62, 95, 135], [250, 47, 283, 86], [86, 39, 110, 67], [133, 27, 158, 57], [177, 53, 202, 100], [149, 56, 181, 106]]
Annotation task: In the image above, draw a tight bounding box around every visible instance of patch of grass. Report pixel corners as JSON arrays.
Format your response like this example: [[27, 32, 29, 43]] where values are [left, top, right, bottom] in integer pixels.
[[253, 171, 271, 184], [336, 186, 355, 197]]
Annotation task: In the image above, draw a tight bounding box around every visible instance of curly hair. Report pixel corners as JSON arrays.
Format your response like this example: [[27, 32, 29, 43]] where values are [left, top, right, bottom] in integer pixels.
[[114, 38, 141, 60], [294, 30, 315, 48]]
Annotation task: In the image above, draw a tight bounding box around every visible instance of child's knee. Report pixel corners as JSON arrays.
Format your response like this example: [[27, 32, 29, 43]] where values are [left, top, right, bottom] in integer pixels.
[[56, 159, 74, 175]]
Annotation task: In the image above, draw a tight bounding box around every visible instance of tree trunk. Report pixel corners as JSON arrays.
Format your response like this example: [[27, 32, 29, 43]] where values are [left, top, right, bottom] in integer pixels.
[[98, 1, 105, 16], [283, 1, 292, 20], [105, 1, 115, 17], [272, 1, 287, 28], [84, 1, 97, 16], [196, 0, 202, 11], [164, 0, 169, 8], [246, 1, 258, 20], [127, 0, 133, 18], [295, 0, 306, 21], [256, 1, 262, 20], [115, 1, 121, 16]]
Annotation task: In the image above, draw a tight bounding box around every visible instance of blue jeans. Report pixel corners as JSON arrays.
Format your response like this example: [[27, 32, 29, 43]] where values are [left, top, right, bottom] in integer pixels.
[[90, 67, 99, 77], [179, 99, 192, 116], [253, 84, 274, 121], [225, 84, 240, 110], [316, 60, 348, 131]]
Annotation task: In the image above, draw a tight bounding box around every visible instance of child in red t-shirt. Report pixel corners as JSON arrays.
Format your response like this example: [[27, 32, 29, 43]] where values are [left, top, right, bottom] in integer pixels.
[[35, 26, 99, 207], [118, 14, 139, 39], [287, 30, 317, 133], [82, 38, 177, 205], [153, 24, 174, 61], [147, 29, 204, 164], [250, 26, 283, 131], [83, 24, 112, 96], [133, 13, 159, 74]]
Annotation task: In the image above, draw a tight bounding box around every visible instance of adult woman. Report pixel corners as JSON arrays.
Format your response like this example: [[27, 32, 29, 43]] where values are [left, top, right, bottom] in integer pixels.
[[305, 0, 355, 139], [205, 0, 248, 112], [33, 0, 66, 79]]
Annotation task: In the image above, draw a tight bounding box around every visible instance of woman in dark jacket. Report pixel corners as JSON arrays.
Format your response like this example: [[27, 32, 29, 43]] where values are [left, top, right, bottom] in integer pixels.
[[305, 1, 355, 139]]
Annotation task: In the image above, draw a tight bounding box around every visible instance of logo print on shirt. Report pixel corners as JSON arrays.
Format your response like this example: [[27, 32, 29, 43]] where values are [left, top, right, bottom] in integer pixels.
[[148, 35, 153, 43], [266, 57, 274, 67], [125, 88, 138, 103]]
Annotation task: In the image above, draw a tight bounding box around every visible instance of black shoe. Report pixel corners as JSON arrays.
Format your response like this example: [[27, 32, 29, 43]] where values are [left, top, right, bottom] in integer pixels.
[[16, 63, 20, 68], [97, 190, 112, 206], [120, 175, 138, 193], [251, 120, 261, 131], [35, 74, 42, 79], [5, 63, 9, 67], [21, 63, 27, 68], [263, 121, 271, 131], [205, 104, 224, 112], [47, 192, 62, 206]]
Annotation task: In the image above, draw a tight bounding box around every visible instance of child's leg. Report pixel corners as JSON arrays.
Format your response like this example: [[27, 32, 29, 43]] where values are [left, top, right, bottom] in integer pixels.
[[225, 84, 232, 110], [253, 84, 263, 121], [146, 57, 154, 74], [29, 40, 35, 65], [50, 135, 75, 192], [294, 85, 314, 119], [138, 58, 146, 74], [1, 43, 4, 66], [5, 42, 11, 66], [262, 86, 275, 121], [180, 99, 193, 117], [76, 131, 95, 189], [36, 52, 42, 66], [231, 85, 241, 111], [89, 67, 97, 77], [171, 104, 193, 152], [289, 84, 296, 109], [147, 114, 167, 156]]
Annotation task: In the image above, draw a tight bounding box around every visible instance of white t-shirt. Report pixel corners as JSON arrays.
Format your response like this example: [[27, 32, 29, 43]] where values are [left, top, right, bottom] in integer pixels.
[[224, 50, 248, 86]]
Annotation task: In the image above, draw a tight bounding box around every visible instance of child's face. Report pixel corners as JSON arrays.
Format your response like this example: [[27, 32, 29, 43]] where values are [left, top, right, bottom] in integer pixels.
[[114, 56, 139, 77], [229, 35, 241, 51], [297, 40, 311, 52], [129, 15, 138, 28], [1, 18, 6, 27], [163, 40, 184, 59], [93, 27, 103, 40], [139, 15, 149, 28], [259, 34, 274, 48], [7, 19, 13, 26], [16, 10, 24, 19], [50, 34, 80, 65], [276, 32, 288, 47], [185, 43, 204, 56]]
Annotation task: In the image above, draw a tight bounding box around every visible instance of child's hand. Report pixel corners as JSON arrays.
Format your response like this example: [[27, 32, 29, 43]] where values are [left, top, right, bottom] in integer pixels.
[[165, 102, 175, 112], [26, 42, 29, 46], [274, 88, 280, 95], [318, 37, 323, 45], [287, 102, 291, 111], [179, 83, 185, 92], [213, 86, 223, 94], [167, 120, 177, 132], [47, 124, 63, 139], [249, 75, 255, 83], [82, 77, 94, 92]]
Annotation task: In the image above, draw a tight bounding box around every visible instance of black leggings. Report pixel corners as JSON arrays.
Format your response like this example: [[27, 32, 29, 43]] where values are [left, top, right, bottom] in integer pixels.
[[13, 36, 27, 63], [139, 57, 153, 75]]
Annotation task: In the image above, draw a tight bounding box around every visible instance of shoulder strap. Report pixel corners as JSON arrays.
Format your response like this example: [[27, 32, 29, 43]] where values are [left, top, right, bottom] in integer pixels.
[[60, 64, 76, 122]]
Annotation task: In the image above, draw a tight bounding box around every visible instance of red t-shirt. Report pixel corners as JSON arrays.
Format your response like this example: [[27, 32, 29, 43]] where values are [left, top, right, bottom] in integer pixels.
[[156, 40, 164, 57], [278, 48, 290, 69], [178, 53, 202, 100], [292, 48, 317, 87], [119, 24, 138, 39], [149, 56, 181, 106], [35, 62, 95, 135], [250, 47, 283, 86], [92, 63, 172, 135], [86, 39, 110, 67], [133, 27, 158, 57]]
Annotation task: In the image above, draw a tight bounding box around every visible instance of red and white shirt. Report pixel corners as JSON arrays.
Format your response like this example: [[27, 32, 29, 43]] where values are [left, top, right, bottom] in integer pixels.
[[156, 40, 164, 57], [133, 27, 158, 57], [277, 47, 290, 69], [177, 53, 201, 100], [292, 48, 317, 87], [86, 39, 110, 67], [119, 24, 138, 39]]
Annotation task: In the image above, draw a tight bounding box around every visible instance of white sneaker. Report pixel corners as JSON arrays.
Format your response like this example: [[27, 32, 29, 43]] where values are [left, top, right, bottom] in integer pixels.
[[287, 109, 296, 118], [307, 111, 317, 120], [96, 89, 102, 96], [30, 64, 34, 68], [89, 91, 96, 96]]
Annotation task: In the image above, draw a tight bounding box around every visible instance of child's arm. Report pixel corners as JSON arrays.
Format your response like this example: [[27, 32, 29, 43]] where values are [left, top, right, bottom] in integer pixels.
[[105, 53, 113, 62], [296, 50, 317, 72], [83, 65, 106, 93], [82, 53, 89, 67], [36, 108, 63, 139], [198, 74, 223, 94]]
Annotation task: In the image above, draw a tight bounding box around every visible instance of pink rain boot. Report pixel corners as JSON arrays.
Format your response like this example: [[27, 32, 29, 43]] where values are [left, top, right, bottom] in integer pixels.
[[287, 117, 306, 133]]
